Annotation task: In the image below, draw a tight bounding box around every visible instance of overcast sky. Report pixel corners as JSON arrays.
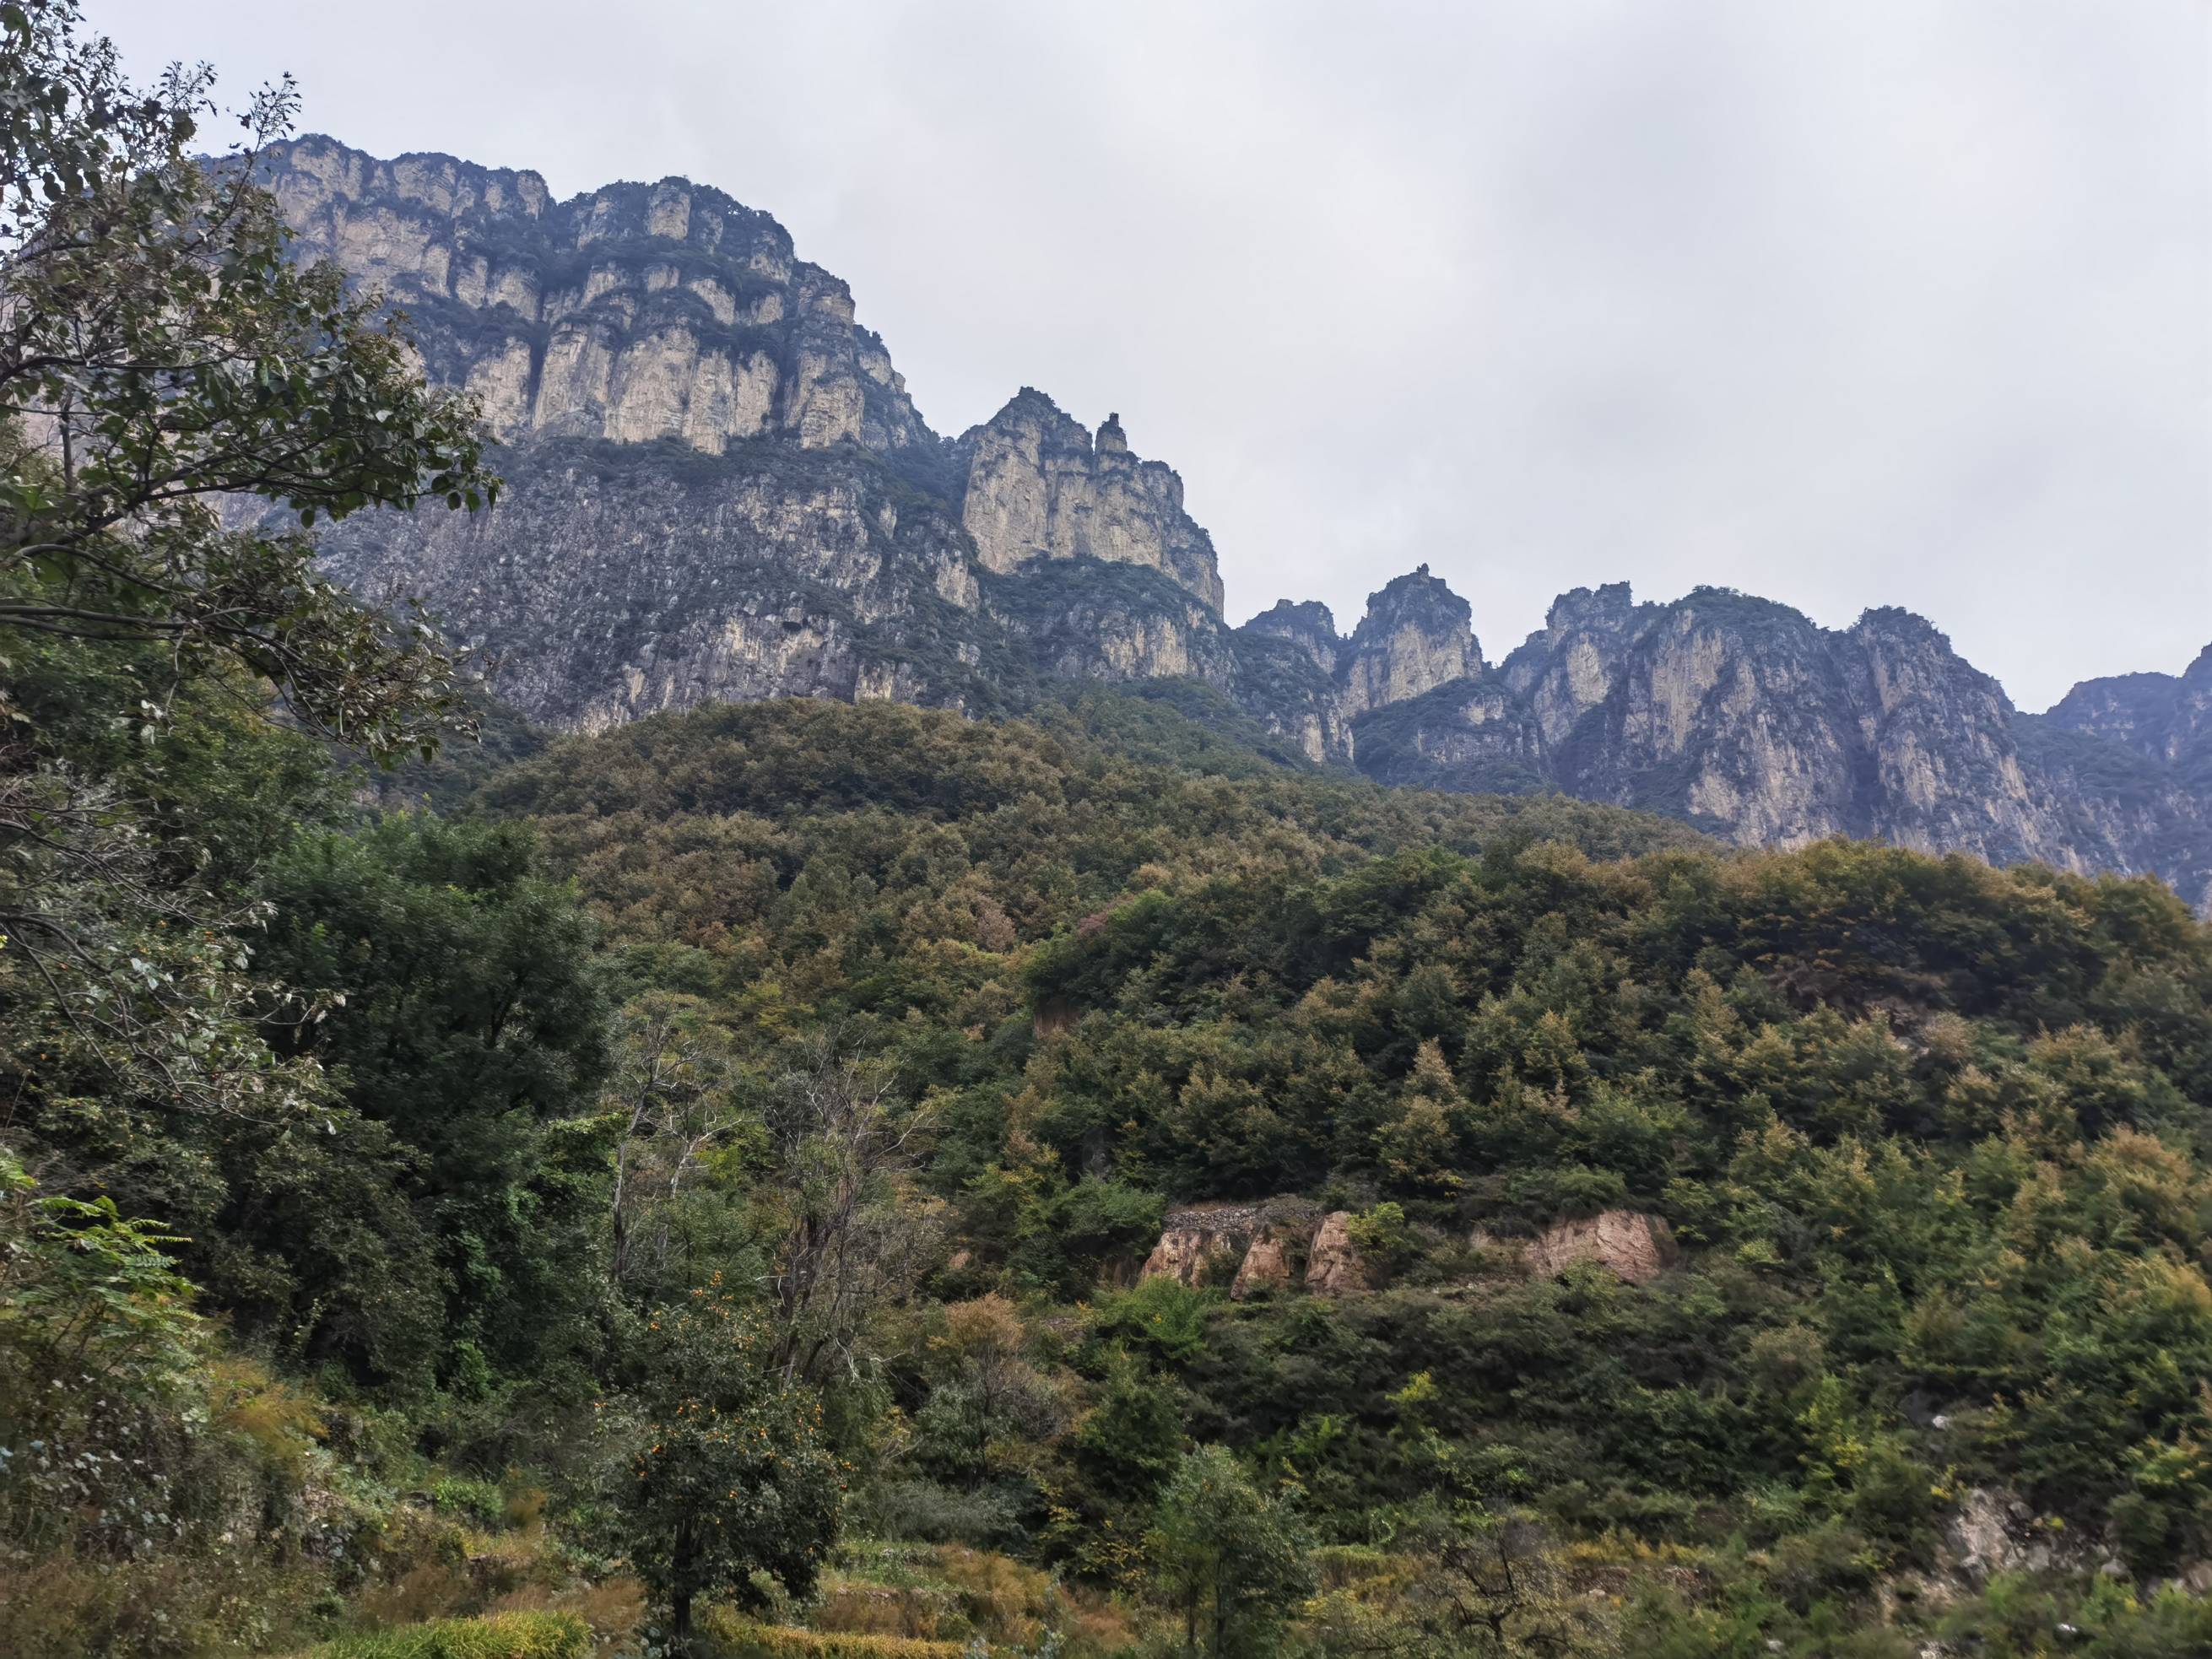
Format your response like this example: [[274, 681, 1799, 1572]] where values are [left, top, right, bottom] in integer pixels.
[[103, 1, 2209, 710]]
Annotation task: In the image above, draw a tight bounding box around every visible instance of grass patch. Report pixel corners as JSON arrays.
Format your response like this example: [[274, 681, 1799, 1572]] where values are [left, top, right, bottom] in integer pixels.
[[696, 1615, 970, 1659], [311, 1610, 590, 1659]]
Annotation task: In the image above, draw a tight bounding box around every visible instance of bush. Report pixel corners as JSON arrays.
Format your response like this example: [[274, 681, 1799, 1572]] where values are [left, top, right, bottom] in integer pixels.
[[861, 1478, 1030, 1547], [312, 1610, 591, 1659], [430, 1474, 509, 1528]]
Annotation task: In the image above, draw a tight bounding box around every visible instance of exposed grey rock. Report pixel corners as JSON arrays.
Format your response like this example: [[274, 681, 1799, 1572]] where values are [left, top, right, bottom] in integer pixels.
[[955, 392, 1223, 612], [1337, 565, 1484, 720], [263, 134, 2212, 910], [1240, 599, 1342, 677], [260, 136, 1288, 739], [262, 135, 936, 459], [1361, 581, 2212, 911]]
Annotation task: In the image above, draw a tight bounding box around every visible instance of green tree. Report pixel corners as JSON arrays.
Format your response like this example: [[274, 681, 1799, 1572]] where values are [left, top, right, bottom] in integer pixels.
[[604, 992, 755, 1297], [0, 0, 494, 1127], [612, 1286, 843, 1653], [252, 815, 608, 1385], [0, 0, 491, 751], [1150, 1444, 1313, 1659], [0, 1148, 204, 1558]]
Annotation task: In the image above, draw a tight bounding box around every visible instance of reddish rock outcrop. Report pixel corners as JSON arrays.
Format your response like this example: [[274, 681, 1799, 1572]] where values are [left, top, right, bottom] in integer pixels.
[[1517, 1209, 1674, 1284], [1140, 1204, 1262, 1289], [1230, 1236, 1293, 1300], [1304, 1212, 1372, 1297]]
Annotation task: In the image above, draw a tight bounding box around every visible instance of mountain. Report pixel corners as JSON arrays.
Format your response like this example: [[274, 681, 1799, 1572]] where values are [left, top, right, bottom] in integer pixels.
[[257, 136, 1343, 759], [261, 136, 2212, 907], [1357, 585, 2212, 910]]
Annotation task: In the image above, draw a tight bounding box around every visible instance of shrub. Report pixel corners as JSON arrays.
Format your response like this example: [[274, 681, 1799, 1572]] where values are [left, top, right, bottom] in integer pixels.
[[862, 1478, 1029, 1546], [430, 1474, 510, 1528]]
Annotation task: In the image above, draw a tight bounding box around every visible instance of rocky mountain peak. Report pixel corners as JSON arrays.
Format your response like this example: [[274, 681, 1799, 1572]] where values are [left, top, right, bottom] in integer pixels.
[[1339, 564, 1484, 718], [2044, 644, 2212, 769], [1543, 581, 1640, 640], [1850, 604, 1970, 657], [954, 390, 1225, 613], [1240, 599, 1342, 675]]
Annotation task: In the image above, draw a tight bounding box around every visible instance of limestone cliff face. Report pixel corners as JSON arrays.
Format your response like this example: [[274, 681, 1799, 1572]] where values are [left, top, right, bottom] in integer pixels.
[[1348, 677, 1545, 797], [2044, 648, 2212, 767], [1497, 583, 1650, 749], [1240, 600, 1341, 676], [261, 137, 1285, 741], [1349, 576, 2212, 910], [263, 136, 933, 461], [1336, 566, 1484, 719], [315, 443, 1010, 732], [2023, 647, 2212, 911], [267, 135, 2212, 910], [955, 392, 1225, 613]]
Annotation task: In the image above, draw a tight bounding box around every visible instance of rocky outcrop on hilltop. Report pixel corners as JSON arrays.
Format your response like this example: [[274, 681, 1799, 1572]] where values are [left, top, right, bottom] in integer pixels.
[[955, 393, 1224, 611], [1336, 567, 1484, 719]]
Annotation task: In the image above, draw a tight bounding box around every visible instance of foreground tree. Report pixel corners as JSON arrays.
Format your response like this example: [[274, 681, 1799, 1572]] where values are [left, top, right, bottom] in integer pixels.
[[0, 0, 495, 1128], [612, 1284, 843, 1653], [1150, 1445, 1314, 1659], [604, 992, 753, 1296], [0, 0, 489, 746], [250, 814, 608, 1386], [763, 1042, 940, 1384]]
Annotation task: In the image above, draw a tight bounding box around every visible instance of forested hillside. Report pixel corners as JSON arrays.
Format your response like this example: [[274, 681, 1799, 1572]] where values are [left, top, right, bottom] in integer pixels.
[[6, 7, 2212, 1658]]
